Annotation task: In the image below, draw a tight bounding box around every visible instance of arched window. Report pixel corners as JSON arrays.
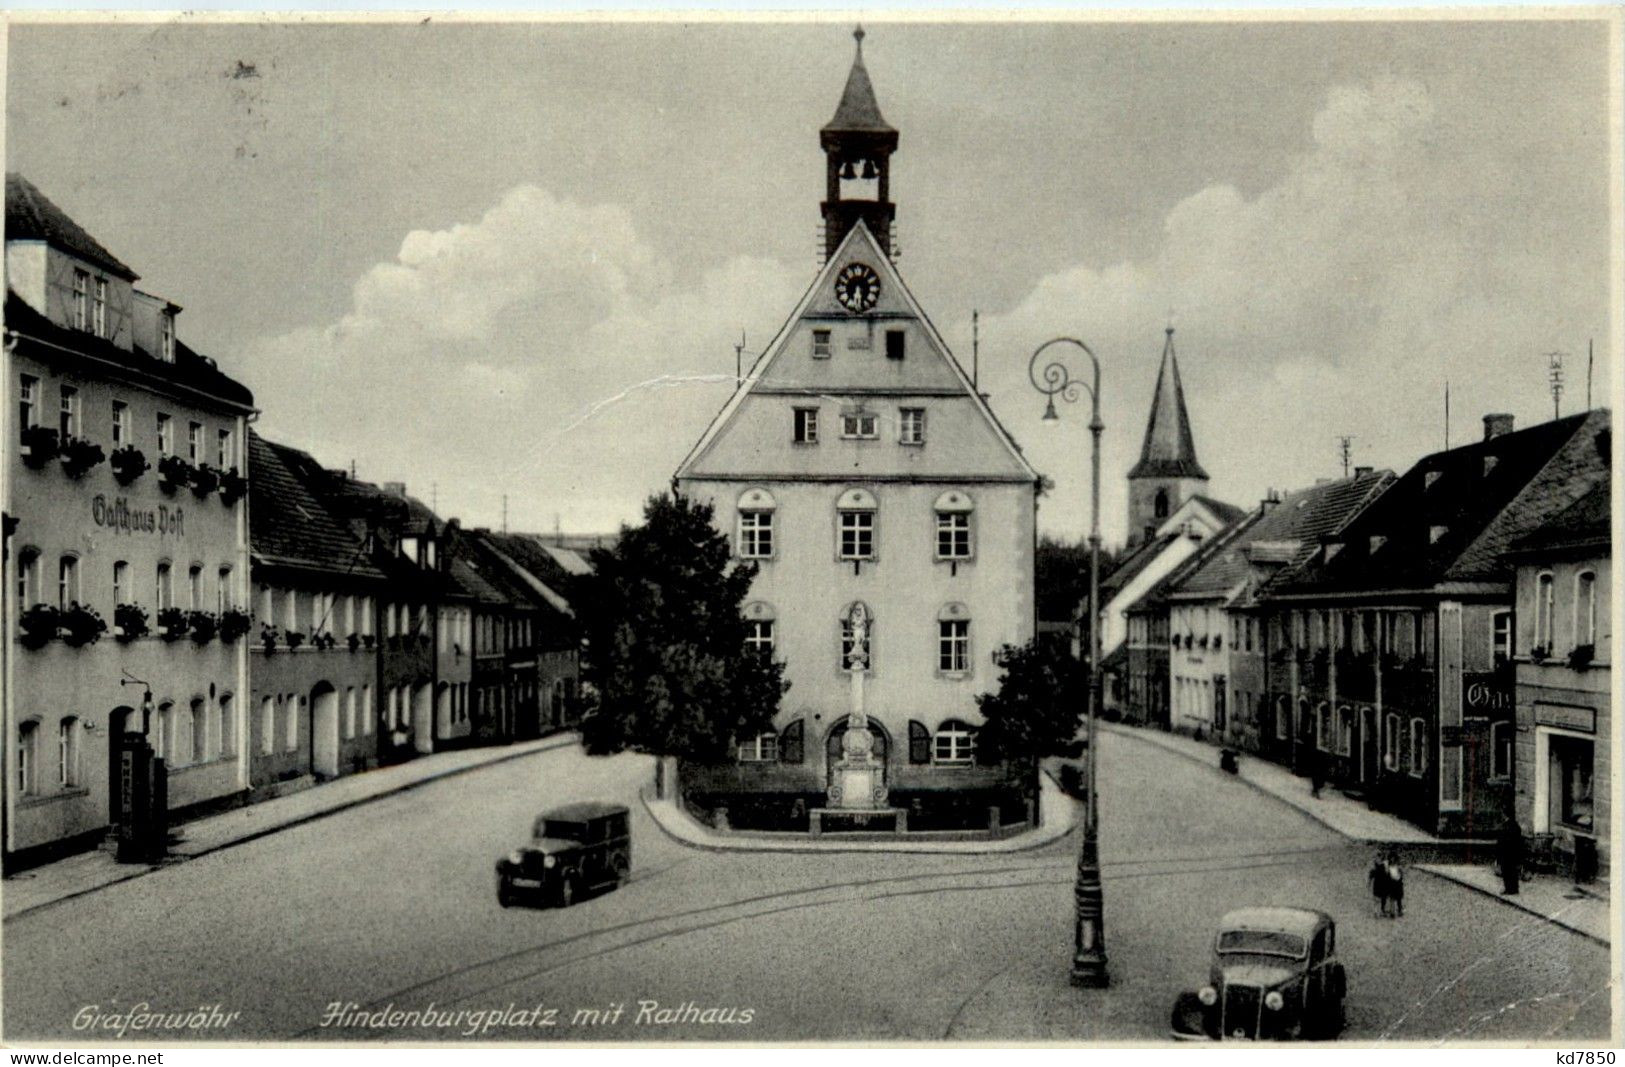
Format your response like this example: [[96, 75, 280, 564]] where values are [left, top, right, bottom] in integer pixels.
[[933, 720, 976, 765], [938, 602, 970, 674], [736, 488, 776, 560], [779, 719, 805, 764], [1574, 571, 1597, 648], [737, 731, 778, 763], [58, 717, 81, 787], [1275, 697, 1291, 741], [835, 488, 878, 561], [190, 698, 207, 764], [260, 696, 276, 755], [344, 687, 357, 740], [155, 702, 174, 764], [934, 490, 974, 561], [187, 564, 203, 611], [112, 560, 129, 609], [1154, 488, 1170, 519], [1409, 718, 1428, 777], [1337, 705, 1354, 756], [217, 566, 233, 613], [169, 702, 192, 767], [743, 601, 776, 658], [1535, 572, 1555, 651], [285, 693, 301, 752], [217, 694, 233, 758], [155, 562, 173, 611], [17, 721, 40, 795], [361, 684, 374, 735], [1384, 712, 1400, 771], [1315, 703, 1332, 752], [16, 547, 41, 616]]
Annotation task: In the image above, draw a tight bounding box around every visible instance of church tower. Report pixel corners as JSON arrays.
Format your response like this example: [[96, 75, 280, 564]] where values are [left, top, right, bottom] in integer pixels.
[[1127, 328, 1209, 545], [821, 27, 898, 261]]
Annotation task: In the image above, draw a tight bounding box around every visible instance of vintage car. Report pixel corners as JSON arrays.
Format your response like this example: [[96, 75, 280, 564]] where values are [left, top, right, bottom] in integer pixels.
[[496, 801, 631, 908], [1170, 907, 1346, 1041]]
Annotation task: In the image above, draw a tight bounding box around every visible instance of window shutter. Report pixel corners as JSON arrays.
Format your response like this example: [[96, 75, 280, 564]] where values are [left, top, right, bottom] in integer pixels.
[[908, 720, 930, 764], [779, 719, 804, 764]]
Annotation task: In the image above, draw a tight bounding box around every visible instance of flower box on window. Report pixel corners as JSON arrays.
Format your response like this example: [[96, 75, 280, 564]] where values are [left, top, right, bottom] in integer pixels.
[[157, 454, 192, 493], [1529, 644, 1550, 664], [347, 632, 362, 653], [18, 604, 61, 648], [1567, 643, 1594, 670], [260, 623, 280, 654], [155, 606, 190, 641], [189, 464, 220, 498], [188, 610, 218, 644], [363, 634, 377, 650], [20, 426, 59, 470], [218, 608, 252, 643], [313, 632, 337, 651], [110, 445, 150, 486], [59, 603, 107, 647], [59, 437, 106, 479], [284, 629, 307, 650], [114, 602, 150, 642], [217, 467, 246, 505]]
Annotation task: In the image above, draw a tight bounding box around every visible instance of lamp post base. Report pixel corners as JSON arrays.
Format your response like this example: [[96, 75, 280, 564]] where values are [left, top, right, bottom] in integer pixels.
[[1071, 828, 1109, 988]]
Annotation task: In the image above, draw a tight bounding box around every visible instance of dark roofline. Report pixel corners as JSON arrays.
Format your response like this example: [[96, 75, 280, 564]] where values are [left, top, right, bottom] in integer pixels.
[[6, 173, 137, 280]]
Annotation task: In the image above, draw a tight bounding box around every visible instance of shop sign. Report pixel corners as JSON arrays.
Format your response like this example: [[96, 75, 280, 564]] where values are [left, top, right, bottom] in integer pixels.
[[1534, 703, 1595, 734], [1462, 672, 1512, 713], [92, 494, 184, 538]]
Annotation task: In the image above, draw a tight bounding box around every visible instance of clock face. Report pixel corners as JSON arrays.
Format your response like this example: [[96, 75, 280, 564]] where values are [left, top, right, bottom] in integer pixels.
[[834, 262, 881, 313]]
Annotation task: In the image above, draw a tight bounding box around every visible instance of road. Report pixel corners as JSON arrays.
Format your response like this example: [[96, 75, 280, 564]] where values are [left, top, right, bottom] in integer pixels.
[[3, 730, 1608, 1042]]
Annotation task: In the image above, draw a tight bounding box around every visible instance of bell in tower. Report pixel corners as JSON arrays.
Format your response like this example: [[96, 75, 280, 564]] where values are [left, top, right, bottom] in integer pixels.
[[821, 26, 898, 261]]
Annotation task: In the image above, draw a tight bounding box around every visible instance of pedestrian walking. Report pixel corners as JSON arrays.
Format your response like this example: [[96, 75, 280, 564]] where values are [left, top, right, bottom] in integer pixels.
[[1384, 850, 1405, 917], [1307, 748, 1325, 799], [1368, 853, 1392, 917], [1496, 815, 1525, 896]]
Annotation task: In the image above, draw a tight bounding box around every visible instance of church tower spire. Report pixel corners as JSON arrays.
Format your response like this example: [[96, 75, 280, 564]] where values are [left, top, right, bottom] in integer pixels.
[[1126, 328, 1210, 545], [820, 26, 898, 261]]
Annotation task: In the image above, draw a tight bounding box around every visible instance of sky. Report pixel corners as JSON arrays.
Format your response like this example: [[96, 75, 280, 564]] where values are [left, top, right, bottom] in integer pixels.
[[5, 16, 1616, 547]]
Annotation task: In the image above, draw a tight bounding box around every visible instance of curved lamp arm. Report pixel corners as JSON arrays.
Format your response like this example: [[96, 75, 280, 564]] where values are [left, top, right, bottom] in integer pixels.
[[1027, 337, 1102, 428]]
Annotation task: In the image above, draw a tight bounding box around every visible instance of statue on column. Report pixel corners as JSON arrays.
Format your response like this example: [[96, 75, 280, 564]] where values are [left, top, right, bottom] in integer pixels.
[[831, 602, 887, 809]]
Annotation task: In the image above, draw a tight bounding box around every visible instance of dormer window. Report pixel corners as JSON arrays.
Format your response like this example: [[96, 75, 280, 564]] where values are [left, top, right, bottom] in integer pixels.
[[1323, 542, 1343, 563], [1369, 535, 1387, 554], [424, 539, 436, 570], [1424, 471, 1441, 490], [93, 278, 108, 338], [401, 536, 420, 564], [1429, 525, 1448, 544], [1483, 455, 1499, 477], [160, 313, 175, 363]]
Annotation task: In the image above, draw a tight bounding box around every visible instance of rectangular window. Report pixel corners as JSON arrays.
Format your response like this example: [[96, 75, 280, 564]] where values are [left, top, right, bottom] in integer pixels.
[[72, 269, 89, 330], [838, 510, 875, 560], [160, 313, 175, 362], [885, 329, 905, 360], [1535, 573, 1555, 651], [362, 685, 374, 735], [1408, 718, 1428, 777], [188, 565, 202, 610], [260, 698, 276, 755], [155, 563, 172, 610], [59, 385, 79, 439], [1552, 736, 1594, 829], [738, 732, 778, 762], [112, 401, 129, 447], [936, 512, 972, 560], [19, 375, 38, 436], [285, 694, 300, 752], [113, 561, 128, 607], [188, 422, 204, 463], [899, 407, 925, 445], [156, 413, 173, 457], [93, 278, 108, 338], [217, 428, 235, 470], [218, 567, 232, 613], [939, 619, 970, 673], [1575, 571, 1597, 647], [1490, 721, 1513, 779], [1491, 610, 1512, 666], [745, 619, 774, 660], [58, 556, 79, 610], [811, 329, 832, 359], [738, 510, 773, 559], [841, 411, 878, 439], [793, 407, 819, 444], [59, 719, 81, 787]]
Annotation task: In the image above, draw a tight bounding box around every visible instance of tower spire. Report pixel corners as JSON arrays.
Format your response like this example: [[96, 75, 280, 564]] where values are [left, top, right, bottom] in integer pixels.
[[820, 26, 899, 260], [1129, 327, 1207, 481]]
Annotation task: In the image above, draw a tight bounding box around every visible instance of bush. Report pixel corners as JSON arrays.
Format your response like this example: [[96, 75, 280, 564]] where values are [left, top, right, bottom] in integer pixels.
[[156, 606, 190, 641], [114, 602, 150, 642]]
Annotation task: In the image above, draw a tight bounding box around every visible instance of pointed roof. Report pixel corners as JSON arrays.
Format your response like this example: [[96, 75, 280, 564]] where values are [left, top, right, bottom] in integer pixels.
[[1128, 328, 1208, 481], [6, 173, 137, 280], [823, 27, 894, 135]]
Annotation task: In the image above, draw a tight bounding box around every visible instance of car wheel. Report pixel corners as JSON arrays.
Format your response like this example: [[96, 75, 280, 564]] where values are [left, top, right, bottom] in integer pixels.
[[611, 856, 630, 888], [557, 874, 578, 908], [497, 882, 513, 909]]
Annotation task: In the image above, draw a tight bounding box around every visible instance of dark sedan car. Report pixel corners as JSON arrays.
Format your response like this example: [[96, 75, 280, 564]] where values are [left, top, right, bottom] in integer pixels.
[[1171, 906, 1347, 1040], [496, 802, 631, 908]]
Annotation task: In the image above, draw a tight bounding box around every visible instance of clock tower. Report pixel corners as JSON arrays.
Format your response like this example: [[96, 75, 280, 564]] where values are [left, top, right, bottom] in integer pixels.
[[821, 26, 898, 262]]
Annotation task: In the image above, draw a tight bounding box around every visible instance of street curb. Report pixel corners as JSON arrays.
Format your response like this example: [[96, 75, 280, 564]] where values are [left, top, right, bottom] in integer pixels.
[[638, 768, 1079, 856], [1100, 722, 1485, 858], [3, 732, 582, 922], [1410, 866, 1610, 948]]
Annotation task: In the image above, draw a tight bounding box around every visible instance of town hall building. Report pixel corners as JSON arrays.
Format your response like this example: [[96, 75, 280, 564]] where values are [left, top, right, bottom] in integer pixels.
[[674, 30, 1041, 832]]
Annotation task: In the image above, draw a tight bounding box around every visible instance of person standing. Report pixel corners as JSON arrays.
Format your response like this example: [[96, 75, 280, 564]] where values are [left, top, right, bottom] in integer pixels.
[[1496, 814, 1525, 896], [1384, 850, 1405, 917]]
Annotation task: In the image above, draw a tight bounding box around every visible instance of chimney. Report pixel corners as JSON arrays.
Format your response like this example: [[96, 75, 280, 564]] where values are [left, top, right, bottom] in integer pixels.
[[1354, 466, 1373, 476], [383, 481, 408, 498], [1483, 413, 1514, 441], [1260, 489, 1281, 511]]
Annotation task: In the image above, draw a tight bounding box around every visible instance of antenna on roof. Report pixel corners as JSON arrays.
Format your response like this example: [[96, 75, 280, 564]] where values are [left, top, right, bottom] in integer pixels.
[[1336, 435, 1355, 478], [502, 494, 508, 535], [1587, 338, 1594, 410], [349, 460, 357, 479], [972, 310, 979, 390], [554, 513, 562, 546], [735, 330, 746, 388], [1547, 351, 1565, 420], [1444, 380, 1450, 449]]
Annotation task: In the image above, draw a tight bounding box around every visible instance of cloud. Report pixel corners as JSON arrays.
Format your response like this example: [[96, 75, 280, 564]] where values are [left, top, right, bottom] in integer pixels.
[[243, 185, 805, 533], [978, 77, 1606, 545]]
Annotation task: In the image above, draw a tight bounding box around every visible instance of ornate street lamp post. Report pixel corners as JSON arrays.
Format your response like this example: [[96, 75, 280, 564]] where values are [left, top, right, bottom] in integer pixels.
[[1028, 337, 1109, 988]]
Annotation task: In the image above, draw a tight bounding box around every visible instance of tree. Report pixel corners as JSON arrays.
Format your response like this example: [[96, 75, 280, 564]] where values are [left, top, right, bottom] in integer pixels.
[[974, 638, 1087, 762], [572, 493, 788, 761]]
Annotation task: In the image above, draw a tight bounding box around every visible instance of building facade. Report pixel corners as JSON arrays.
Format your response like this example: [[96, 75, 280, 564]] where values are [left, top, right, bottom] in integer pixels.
[[673, 33, 1039, 830], [1262, 412, 1610, 836], [1504, 482, 1610, 882], [5, 175, 255, 858]]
